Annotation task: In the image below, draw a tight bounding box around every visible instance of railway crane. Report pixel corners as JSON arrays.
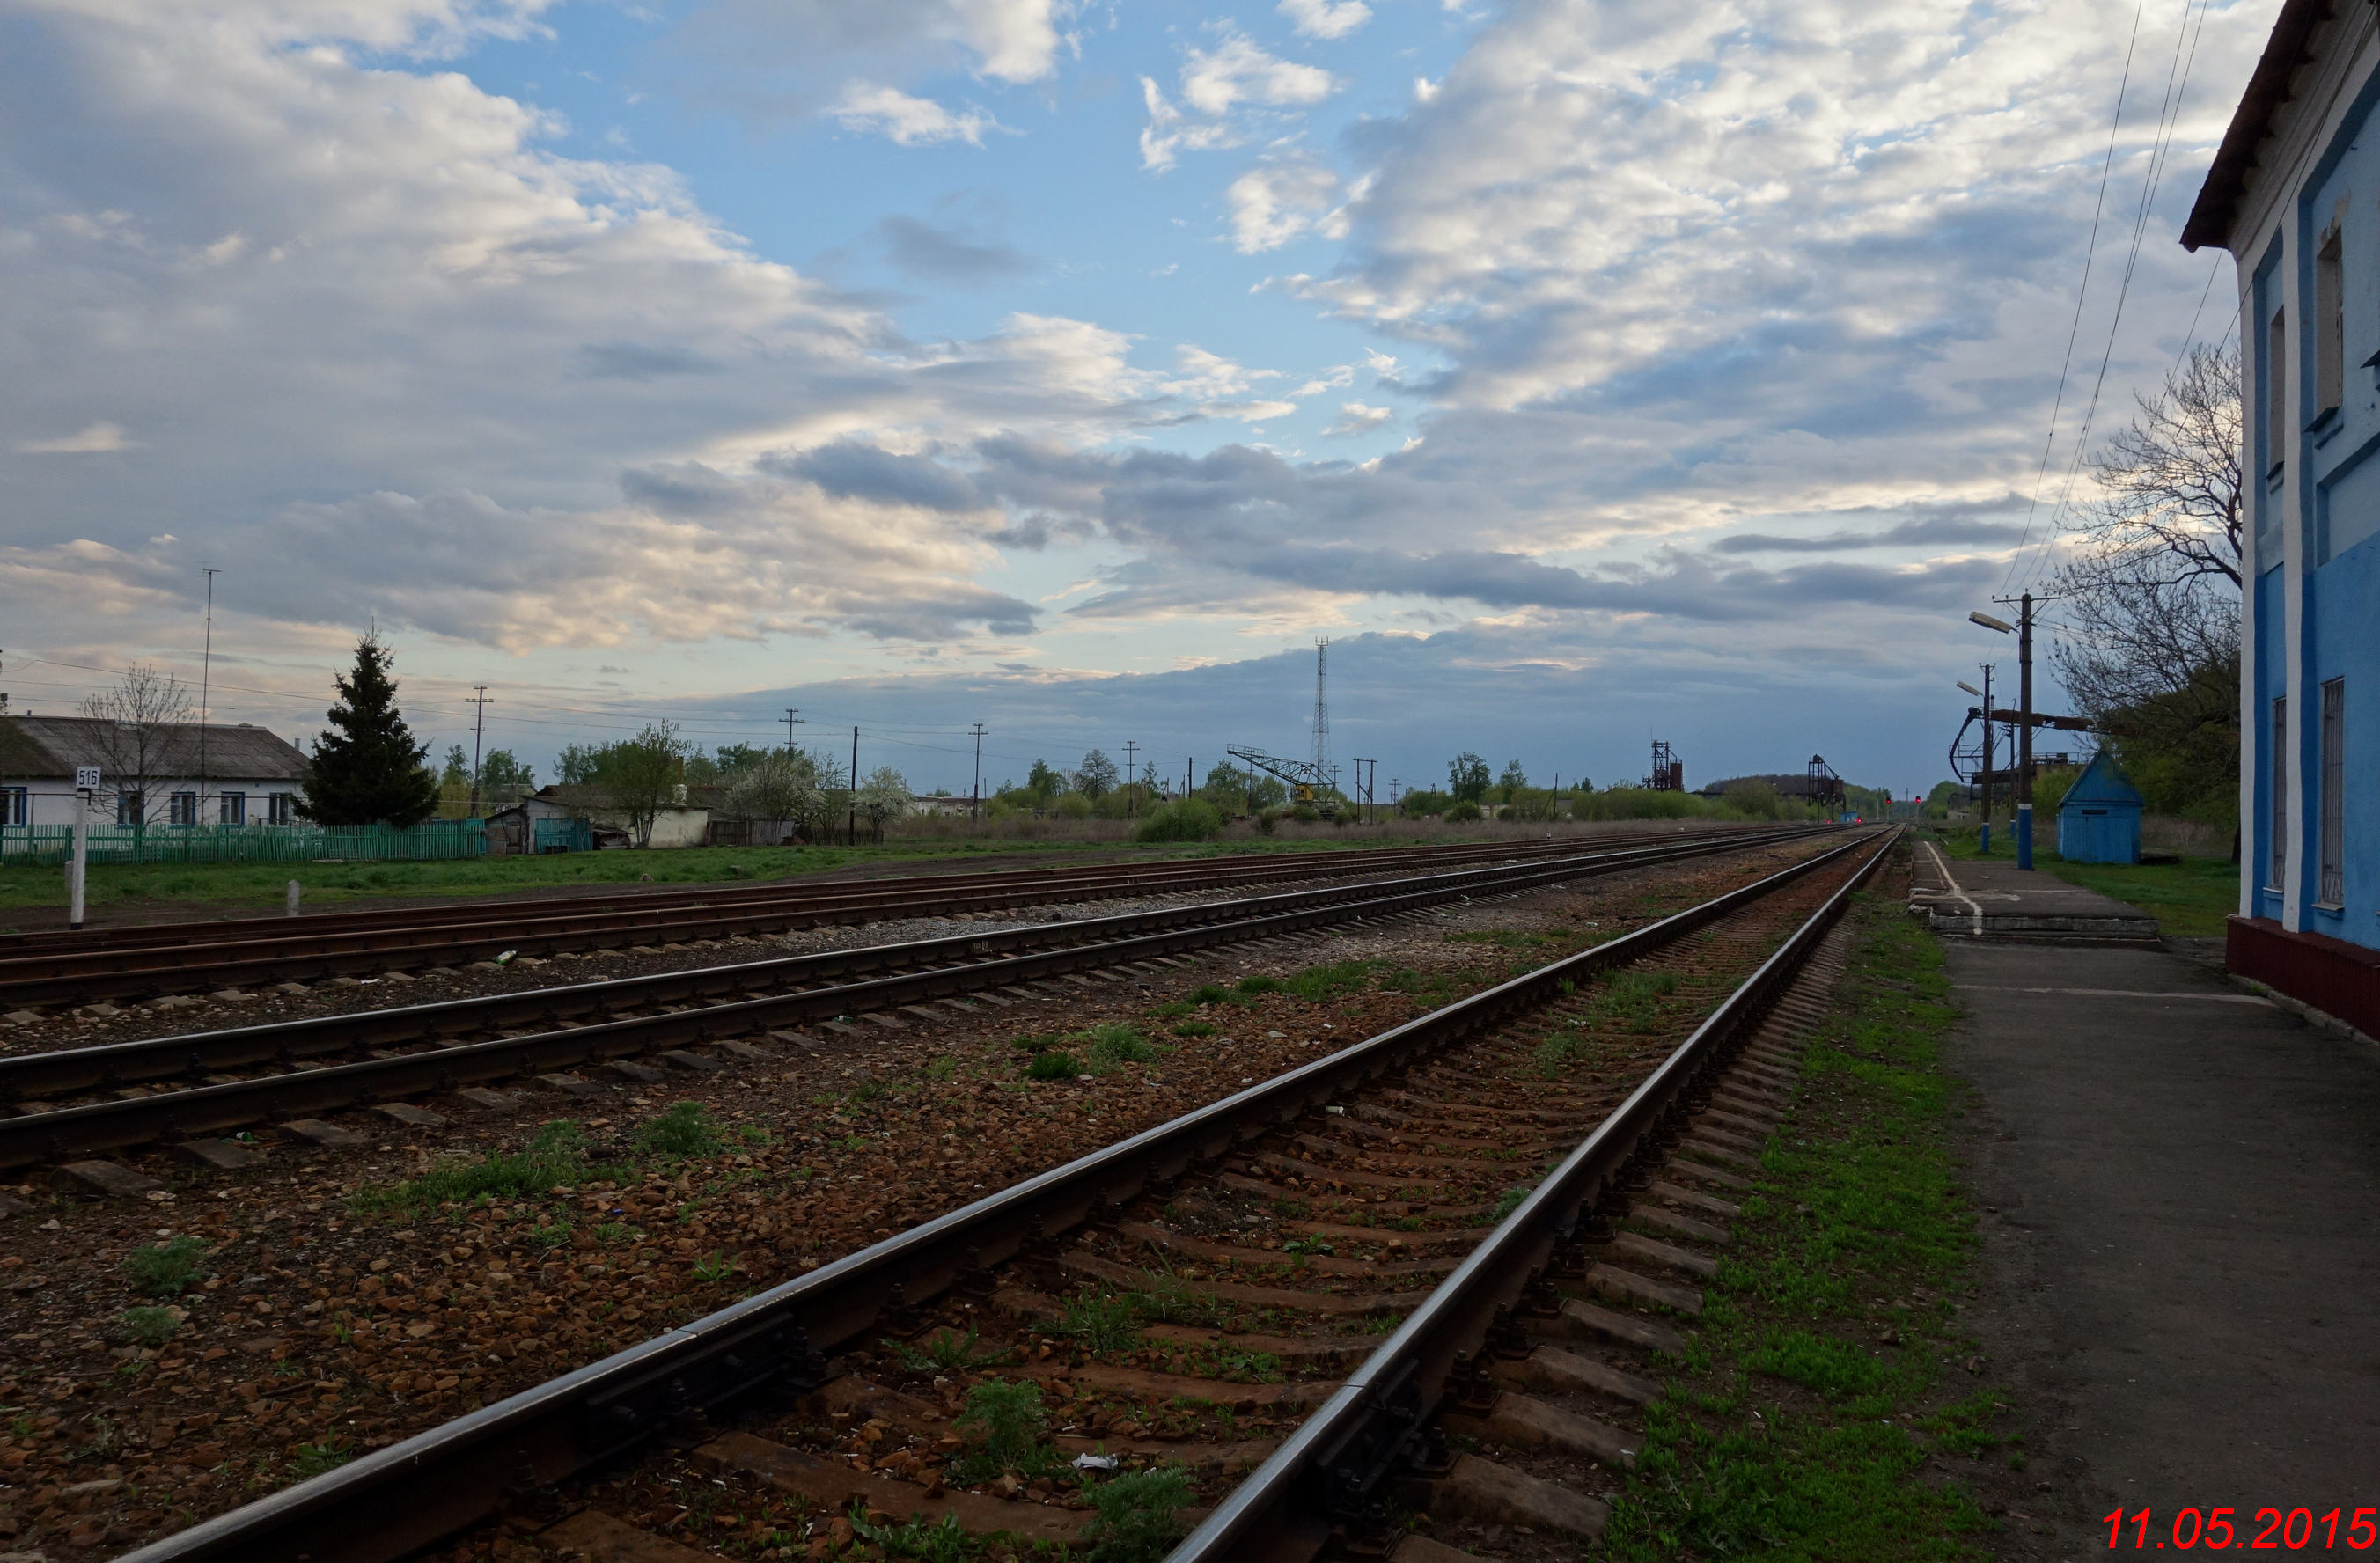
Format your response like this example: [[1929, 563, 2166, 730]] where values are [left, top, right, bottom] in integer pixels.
[[1227, 745, 1336, 805]]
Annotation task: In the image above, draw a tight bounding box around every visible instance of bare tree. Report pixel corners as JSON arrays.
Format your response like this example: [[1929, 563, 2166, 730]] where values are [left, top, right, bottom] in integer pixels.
[[2052, 343, 2243, 826], [78, 664, 197, 829], [2065, 342, 2242, 589]]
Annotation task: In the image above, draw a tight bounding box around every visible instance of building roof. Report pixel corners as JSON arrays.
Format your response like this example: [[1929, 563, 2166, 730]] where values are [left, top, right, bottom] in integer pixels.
[[2182, 0, 2336, 252], [0, 715, 309, 782], [2059, 752, 2145, 810]]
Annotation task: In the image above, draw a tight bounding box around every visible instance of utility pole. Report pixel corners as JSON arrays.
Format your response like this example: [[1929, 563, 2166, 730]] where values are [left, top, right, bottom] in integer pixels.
[[1977, 664, 1994, 854], [1123, 740, 1140, 818], [782, 708, 804, 754], [1994, 592, 2038, 870], [466, 685, 493, 818], [969, 723, 987, 823], [848, 725, 860, 846], [198, 567, 218, 824]]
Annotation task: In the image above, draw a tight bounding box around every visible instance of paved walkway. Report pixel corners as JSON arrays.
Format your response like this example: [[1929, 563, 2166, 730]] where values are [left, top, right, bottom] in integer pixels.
[[1912, 842, 2158, 941], [1946, 937, 2380, 1558]]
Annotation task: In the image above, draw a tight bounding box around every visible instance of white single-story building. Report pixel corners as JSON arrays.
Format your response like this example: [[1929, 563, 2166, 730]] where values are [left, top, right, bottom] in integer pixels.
[[0, 715, 311, 829]]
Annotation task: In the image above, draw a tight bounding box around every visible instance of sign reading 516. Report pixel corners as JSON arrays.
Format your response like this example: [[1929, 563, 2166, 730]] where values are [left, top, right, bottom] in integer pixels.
[[75, 766, 101, 791]]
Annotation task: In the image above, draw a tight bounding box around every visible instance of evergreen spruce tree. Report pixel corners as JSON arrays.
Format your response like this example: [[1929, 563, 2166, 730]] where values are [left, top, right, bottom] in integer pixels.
[[300, 637, 440, 827]]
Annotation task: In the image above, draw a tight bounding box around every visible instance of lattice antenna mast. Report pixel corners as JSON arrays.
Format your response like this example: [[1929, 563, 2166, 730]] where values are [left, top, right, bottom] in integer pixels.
[[1311, 638, 1329, 782]]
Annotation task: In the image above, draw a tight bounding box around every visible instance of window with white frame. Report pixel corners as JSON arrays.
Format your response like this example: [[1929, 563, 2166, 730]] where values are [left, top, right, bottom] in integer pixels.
[[268, 792, 293, 825], [169, 791, 199, 826], [2271, 697, 2288, 893], [1, 788, 24, 827], [2268, 306, 2288, 473], [2318, 231, 2346, 420], [117, 790, 144, 826], [219, 790, 246, 826], [2319, 679, 2345, 907]]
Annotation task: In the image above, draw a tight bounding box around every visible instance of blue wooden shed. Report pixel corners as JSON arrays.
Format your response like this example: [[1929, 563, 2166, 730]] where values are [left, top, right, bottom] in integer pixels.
[[2057, 752, 2144, 864]]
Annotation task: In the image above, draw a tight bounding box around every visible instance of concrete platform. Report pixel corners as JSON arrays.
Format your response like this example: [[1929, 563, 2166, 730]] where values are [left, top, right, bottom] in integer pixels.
[[1946, 938, 2380, 1554], [1909, 839, 2158, 942]]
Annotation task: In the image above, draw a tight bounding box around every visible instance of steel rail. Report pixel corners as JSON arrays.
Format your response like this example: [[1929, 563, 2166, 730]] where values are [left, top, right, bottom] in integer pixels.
[[6, 833, 1696, 958], [106, 828, 1887, 1563], [0, 829, 1818, 1104], [0, 833, 1766, 1008], [1168, 826, 1899, 1563], [0, 830, 1828, 1168]]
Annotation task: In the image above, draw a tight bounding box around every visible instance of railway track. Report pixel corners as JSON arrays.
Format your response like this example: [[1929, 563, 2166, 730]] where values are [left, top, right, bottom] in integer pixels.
[[107, 826, 1894, 1563], [0, 829, 1774, 1009], [0, 826, 1825, 1169]]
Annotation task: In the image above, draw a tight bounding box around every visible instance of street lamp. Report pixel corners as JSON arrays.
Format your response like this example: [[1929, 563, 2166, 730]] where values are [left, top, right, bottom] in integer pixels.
[[1968, 598, 2036, 869]]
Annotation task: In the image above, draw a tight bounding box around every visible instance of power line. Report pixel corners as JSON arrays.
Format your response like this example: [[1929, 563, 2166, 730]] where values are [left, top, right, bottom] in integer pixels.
[[2015, 0, 2215, 594], [2002, 0, 2154, 592]]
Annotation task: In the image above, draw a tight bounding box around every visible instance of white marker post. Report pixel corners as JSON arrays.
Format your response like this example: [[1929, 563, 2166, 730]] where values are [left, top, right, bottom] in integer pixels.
[[70, 766, 99, 930], [287, 878, 301, 918]]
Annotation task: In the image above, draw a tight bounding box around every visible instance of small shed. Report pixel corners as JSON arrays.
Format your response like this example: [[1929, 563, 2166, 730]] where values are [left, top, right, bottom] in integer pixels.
[[2057, 752, 2144, 864]]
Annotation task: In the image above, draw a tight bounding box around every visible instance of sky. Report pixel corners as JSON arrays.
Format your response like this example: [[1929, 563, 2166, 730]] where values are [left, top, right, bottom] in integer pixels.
[[1, 0, 2270, 799]]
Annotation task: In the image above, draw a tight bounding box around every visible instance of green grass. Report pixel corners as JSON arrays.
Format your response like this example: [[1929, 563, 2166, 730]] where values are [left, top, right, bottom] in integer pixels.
[[0, 827, 1573, 918], [351, 1120, 605, 1215], [1601, 894, 2002, 1563], [633, 1101, 724, 1159], [1938, 829, 2237, 936]]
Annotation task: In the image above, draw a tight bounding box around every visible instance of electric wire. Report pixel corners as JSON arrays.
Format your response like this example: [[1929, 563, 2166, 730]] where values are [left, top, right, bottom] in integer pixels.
[[2002, 0, 2151, 595], [2015, 0, 2216, 595]]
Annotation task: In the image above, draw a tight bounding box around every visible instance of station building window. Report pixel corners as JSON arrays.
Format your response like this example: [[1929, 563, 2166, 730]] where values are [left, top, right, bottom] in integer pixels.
[[117, 790, 145, 826], [219, 790, 246, 826], [1, 788, 24, 827], [268, 792, 293, 825], [2268, 306, 2288, 474], [2317, 231, 2346, 420], [169, 790, 200, 826]]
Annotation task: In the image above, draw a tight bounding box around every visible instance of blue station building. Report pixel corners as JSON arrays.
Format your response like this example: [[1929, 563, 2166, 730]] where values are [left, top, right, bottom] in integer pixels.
[[2187, 0, 2380, 1037]]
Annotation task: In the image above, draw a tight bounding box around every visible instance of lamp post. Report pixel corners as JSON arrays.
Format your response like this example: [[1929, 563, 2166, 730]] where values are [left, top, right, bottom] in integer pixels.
[[1969, 600, 2035, 868], [1958, 667, 1995, 853]]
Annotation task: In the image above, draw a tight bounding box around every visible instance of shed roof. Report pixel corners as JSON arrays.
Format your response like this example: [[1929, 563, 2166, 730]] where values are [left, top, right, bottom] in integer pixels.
[[2059, 752, 2144, 810], [2182, 0, 2336, 252], [0, 715, 309, 782]]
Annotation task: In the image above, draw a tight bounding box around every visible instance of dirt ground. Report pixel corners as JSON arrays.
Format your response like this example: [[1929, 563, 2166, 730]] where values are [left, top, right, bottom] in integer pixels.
[[0, 840, 1825, 1560]]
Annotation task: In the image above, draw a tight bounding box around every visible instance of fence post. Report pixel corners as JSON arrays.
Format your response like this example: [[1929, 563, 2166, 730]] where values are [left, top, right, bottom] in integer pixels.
[[69, 793, 89, 930], [287, 879, 302, 918]]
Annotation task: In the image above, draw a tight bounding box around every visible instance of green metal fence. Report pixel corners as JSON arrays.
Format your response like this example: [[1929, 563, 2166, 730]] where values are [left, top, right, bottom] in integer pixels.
[[0, 820, 487, 868]]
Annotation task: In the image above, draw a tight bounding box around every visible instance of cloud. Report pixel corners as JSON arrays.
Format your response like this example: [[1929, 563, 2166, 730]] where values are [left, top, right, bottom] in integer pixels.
[[671, 0, 1071, 99], [1225, 155, 1341, 253], [1140, 31, 1340, 170], [1278, 0, 1370, 41], [250, 473, 1038, 649], [1712, 513, 2030, 554], [1180, 32, 1337, 115], [873, 213, 1034, 281], [0, 0, 1289, 664], [828, 83, 998, 145], [1324, 400, 1392, 436], [16, 421, 138, 453]]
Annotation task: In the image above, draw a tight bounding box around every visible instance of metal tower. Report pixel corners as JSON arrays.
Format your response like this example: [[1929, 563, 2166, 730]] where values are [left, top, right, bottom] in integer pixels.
[[1311, 638, 1330, 782]]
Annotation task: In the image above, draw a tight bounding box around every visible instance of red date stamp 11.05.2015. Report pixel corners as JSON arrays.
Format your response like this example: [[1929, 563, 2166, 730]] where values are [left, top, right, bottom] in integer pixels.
[[2105, 1508, 2376, 1551]]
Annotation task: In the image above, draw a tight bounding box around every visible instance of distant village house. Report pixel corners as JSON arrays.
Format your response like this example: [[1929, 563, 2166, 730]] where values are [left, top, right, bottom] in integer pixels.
[[0, 715, 310, 830]]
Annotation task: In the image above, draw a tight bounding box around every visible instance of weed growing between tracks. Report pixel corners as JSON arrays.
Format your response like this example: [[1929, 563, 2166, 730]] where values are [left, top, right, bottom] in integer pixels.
[[1604, 897, 2008, 1562]]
